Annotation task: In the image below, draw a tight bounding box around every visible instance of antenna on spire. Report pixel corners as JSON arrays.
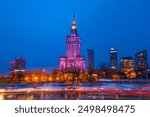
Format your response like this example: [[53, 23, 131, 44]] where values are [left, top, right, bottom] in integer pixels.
[[71, 10, 77, 36]]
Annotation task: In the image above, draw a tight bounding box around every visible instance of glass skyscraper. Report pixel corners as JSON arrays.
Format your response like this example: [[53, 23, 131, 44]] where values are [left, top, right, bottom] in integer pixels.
[[87, 49, 94, 70], [110, 48, 117, 70], [135, 50, 148, 78]]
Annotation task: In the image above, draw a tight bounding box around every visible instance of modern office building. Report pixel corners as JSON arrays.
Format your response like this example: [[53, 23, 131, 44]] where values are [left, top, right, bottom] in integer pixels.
[[135, 50, 148, 78], [9, 58, 26, 74], [87, 49, 94, 70], [121, 57, 134, 75], [15, 58, 26, 72], [110, 48, 117, 70], [59, 13, 86, 71], [9, 61, 16, 74]]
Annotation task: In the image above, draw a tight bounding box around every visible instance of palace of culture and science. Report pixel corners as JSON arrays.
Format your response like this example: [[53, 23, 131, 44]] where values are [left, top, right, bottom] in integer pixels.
[[59, 13, 86, 71]]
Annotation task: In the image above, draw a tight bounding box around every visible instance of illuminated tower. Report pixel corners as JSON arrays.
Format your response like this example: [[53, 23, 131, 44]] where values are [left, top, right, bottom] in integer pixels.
[[66, 12, 80, 57], [135, 50, 148, 78], [59, 12, 85, 71], [110, 48, 117, 70], [121, 57, 134, 74]]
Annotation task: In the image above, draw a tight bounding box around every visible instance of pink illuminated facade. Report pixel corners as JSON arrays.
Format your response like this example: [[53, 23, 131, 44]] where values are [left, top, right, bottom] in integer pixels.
[[59, 13, 86, 71]]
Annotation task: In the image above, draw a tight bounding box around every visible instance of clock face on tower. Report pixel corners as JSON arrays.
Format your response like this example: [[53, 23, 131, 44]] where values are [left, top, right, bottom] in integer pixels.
[[72, 25, 76, 30]]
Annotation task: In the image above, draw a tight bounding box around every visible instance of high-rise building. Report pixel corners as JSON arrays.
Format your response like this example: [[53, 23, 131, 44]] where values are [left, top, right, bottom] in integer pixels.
[[121, 57, 134, 74], [9, 58, 26, 74], [59, 13, 85, 71], [15, 58, 26, 72], [9, 61, 16, 74], [87, 49, 94, 70], [110, 48, 117, 70], [135, 50, 148, 78]]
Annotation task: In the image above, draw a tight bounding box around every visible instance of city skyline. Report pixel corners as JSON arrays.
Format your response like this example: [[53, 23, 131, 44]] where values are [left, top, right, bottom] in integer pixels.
[[0, 0, 150, 74]]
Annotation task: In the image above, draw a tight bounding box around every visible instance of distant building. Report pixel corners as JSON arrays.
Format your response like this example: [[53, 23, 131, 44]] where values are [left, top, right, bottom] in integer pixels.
[[23, 69, 52, 83], [121, 57, 136, 78], [9, 57, 26, 74], [9, 61, 16, 74], [110, 48, 117, 70], [135, 50, 148, 78], [15, 58, 26, 72], [87, 49, 94, 70], [59, 12, 85, 71]]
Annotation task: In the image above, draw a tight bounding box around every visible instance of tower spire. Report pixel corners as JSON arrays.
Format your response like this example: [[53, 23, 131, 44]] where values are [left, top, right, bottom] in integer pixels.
[[71, 11, 78, 36]]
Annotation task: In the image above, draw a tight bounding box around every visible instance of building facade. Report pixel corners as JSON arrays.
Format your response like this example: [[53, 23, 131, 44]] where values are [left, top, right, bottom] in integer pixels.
[[135, 50, 148, 78], [9, 61, 16, 74], [120, 57, 136, 78], [110, 48, 117, 70], [15, 58, 26, 72], [87, 49, 94, 70], [121, 57, 134, 74], [9, 58, 26, 74], [59, 13, 85, 71]]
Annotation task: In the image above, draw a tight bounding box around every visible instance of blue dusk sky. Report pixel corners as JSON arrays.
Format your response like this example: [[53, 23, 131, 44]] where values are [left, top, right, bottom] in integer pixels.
[[0, 0, 150, 74]]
